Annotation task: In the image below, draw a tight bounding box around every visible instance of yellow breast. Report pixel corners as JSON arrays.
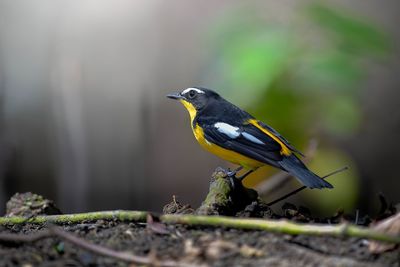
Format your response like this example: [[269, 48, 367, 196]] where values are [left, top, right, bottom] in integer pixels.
[[179, 99, 264, 170]]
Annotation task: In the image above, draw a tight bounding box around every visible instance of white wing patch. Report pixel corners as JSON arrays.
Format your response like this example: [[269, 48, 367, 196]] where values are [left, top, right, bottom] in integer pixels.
[[242, 132, 265, 145], [182, 87, 205, 95], [214, 122, 265, 145], [214, 122, 240, 138]]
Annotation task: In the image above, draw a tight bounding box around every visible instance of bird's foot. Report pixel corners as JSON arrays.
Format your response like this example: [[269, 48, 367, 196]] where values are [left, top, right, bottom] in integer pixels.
[[221, 167, 244, 190], [224, 166, 243, 178], [221, 167, 255, 189], [223, 167, 253, 182]]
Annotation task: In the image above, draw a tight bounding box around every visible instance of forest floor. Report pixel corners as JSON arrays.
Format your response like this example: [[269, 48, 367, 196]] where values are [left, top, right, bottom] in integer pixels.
[[0, 168, 399, 267], [0, 198, 399, 267], [0, 218, 398, 267]]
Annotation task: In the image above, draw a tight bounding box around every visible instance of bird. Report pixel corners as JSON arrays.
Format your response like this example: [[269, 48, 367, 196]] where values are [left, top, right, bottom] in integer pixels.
[[167, 87, 333, 189]]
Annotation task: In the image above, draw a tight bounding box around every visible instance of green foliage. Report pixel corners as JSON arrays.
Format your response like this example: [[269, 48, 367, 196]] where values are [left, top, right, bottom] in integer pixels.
[[221, 29, 294, 105], [208, 2, 390, 136], [298, 51, 364, 92], [308, 3, 391, 57]]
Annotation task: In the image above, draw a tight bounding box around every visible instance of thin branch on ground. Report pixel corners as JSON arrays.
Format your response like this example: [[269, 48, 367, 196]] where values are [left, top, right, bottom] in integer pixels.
[[256, 139, 318, 196], [266, 166, 349, 206], [161, 214, 400, 244], [0, 226, 205, 267], [0, 210, 399, 244], [0, 229, 52, 243], [0, 210, 148, 225]]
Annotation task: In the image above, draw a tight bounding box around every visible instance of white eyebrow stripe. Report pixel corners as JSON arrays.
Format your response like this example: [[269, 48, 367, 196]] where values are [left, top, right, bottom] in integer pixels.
[[214, 122, 240, 139], [182, 87, 205, 95], [242, 132, 265, 145]]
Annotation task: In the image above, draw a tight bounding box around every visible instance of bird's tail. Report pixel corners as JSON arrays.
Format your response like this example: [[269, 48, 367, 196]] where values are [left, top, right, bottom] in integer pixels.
[[278, 154, 333, 189]]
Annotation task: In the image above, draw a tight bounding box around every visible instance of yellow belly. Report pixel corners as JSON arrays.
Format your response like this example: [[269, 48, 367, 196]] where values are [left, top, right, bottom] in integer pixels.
[[193, 124, 264, 170]]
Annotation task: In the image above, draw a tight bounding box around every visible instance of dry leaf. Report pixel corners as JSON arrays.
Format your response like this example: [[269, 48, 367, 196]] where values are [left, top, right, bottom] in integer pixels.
[[146, 214, 170, 235], [369, 212, 400, 253]]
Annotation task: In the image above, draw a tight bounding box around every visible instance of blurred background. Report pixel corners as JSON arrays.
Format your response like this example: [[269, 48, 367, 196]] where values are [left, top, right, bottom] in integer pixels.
[[0, 0, 399, 216]]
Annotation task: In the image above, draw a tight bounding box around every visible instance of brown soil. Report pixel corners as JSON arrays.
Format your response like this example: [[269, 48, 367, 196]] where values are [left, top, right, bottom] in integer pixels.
[[0, 202, 399, 267], [0, 175, 399, 267]]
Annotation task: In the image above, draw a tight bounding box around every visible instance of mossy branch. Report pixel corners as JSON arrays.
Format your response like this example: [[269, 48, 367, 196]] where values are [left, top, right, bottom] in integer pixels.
[[0, 210, 399, 244], [196, 167, 258, 215], [162, 214, 400, 244], [0, 210, 148, 225]]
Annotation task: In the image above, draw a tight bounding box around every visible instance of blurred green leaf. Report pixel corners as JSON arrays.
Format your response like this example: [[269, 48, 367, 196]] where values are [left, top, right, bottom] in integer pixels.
[[308, 3, 391, 57], [247, 80, 310, 147], [224, 32, 290, 85], [297, 50, 364, 91], [321, 96, 361, 136], [221, 29, 294, 105]]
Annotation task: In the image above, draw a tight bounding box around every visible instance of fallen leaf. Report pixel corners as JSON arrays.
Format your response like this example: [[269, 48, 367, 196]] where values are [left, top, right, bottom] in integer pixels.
[[146, 214, 170, 235], [369, 212, 400, 253]]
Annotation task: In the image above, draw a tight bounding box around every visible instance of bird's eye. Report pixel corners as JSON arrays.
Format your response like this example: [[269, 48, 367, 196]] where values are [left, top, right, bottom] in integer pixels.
[[188, 90, 197, 99]]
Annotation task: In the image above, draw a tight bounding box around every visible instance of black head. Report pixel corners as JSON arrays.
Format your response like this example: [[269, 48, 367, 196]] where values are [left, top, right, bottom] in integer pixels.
[[167, 87, 220, 111]]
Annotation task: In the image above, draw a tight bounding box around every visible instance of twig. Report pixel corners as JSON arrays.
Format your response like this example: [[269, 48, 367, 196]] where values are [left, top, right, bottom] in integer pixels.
[[0, 210, 148, 225], [0, 229, 52, 243], [266, 166, 348, 206], [0, 226, 204, 267], [50, 227, 199, 267], [256, 139, 318, 196], [0, 209, 399, 244], [161, 214, 400, 244], [355, 210, 359, 225]]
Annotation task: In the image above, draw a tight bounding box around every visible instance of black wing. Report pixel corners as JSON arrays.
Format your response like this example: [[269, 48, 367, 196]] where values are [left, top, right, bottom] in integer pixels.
[[257, 121, 305, 157], [201, 123, 284, 169]]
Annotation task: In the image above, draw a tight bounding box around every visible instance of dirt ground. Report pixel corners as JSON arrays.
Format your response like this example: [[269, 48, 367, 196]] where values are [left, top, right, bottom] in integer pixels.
[[0, 203, 399, 267]]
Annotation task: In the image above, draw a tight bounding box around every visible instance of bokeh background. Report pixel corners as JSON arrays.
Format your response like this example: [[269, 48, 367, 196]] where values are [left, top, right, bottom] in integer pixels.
[[0, 0, 399, 216]]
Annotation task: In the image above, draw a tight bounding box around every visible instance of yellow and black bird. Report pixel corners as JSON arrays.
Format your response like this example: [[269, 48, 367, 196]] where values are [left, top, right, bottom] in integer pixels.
[[167, 87, 333, 189]]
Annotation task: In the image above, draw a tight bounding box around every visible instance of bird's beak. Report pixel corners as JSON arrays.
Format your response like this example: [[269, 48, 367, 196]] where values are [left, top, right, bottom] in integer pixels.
[[166, 92, 183, 100]]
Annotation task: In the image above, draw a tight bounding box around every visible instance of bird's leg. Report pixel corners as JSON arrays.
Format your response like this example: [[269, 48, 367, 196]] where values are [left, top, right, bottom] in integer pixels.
[[236, 170, 253, 181], [228, 168, 254, 190], [224, 166, 244, 189], [225, 166, 243, 177]]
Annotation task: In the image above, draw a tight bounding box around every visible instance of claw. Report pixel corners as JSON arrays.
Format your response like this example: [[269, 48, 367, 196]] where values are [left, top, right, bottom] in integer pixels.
[[224, 166, 243, 178], [226, 169, 236, 177]]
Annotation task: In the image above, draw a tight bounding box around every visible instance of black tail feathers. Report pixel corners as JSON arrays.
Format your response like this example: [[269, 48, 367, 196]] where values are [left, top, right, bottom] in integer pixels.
[[278, 155, 333, 189]]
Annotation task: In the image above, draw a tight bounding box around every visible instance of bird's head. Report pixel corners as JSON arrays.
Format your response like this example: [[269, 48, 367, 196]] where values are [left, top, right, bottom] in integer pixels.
[[167, 87, 219, 119]]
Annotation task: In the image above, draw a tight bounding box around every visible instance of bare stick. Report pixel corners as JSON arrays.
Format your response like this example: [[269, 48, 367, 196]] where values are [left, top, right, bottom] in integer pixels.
[[161, 214, 400, 244], [0, 230, 52, 243], [0, 226, 204, 267], [49, 227, 201, 267], [266, 166, 349, 206]]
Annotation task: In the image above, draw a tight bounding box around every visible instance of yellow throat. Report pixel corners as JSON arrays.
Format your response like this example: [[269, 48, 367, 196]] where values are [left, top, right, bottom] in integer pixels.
[[180, 99, 197, 126]]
